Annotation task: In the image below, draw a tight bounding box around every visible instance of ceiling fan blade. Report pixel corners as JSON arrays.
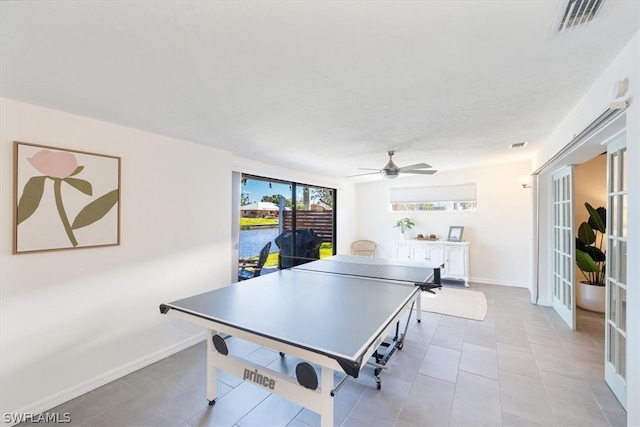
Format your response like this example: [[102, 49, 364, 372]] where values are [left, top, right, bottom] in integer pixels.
[[346, 171, 381, 178], [403, 169, 438, 175], [352, 152, 434, 179], [399, 162, 432, 171]]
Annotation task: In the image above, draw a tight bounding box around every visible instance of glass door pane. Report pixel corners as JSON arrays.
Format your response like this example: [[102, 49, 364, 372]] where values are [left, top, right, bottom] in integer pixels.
[[551, 167, 576, 330], [605, 136, 627, 409], [293, 184, 335, 262], [239, 175, 292, 277], [276, 182, 336, 267]]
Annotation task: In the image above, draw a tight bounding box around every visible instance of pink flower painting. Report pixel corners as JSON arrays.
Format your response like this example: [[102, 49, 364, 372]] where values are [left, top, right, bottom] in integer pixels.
[[27, 150, 79, 179], [15, 143, 120, 252]]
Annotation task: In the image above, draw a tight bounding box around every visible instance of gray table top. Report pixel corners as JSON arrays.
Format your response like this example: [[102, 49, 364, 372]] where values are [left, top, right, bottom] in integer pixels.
[[162, 261, 427, 370]]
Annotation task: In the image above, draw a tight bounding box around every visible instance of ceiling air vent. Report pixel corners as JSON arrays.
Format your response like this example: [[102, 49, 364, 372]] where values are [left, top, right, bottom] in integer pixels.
[[554, 0, 605, 32], [509, 142, 529, 150]]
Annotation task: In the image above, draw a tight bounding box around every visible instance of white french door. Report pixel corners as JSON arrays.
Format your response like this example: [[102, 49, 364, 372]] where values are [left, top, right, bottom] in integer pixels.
[[550, 167, 576, 330], [605, 135, 627, 409]]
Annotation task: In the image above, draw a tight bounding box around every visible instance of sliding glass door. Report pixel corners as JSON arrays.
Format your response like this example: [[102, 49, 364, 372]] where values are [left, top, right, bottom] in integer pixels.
[[239, 174, 335, 274]]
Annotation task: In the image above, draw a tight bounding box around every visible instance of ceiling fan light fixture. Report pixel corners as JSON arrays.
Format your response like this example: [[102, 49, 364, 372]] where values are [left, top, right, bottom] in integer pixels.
[[348, 150, 437, 179], [381, 171, 398, 179]]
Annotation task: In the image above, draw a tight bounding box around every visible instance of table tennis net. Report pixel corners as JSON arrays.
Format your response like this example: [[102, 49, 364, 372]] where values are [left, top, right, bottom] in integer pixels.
[[293, 259, 435, 284]]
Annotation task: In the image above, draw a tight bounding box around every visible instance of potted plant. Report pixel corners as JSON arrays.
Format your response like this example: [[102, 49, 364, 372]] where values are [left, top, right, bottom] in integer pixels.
[[394, 217, 415, 239], [575, 202, 606, 313]]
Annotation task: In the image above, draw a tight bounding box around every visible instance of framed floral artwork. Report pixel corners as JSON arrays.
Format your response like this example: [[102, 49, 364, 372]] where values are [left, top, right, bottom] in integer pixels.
[[13, 141, 121, 254]]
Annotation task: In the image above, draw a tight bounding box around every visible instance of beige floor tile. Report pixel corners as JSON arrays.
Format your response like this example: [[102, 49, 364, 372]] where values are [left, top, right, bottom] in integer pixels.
[[464, 323, 497, 349], [236, 393, 302, 426], [497, 342, 540, 379], [449, 413, 487, 426], [186, 381, 270, 427], [431, 324, 466, 351], [524, 324, 564, 349], [459, 342, 498, 379], [499, 369, 555, 426], [604, 410, 628, 427], [383, 343, 427, 383], [501, 413, 547, 427], [496, 324, 531, 349], [439, 315, 468, 329], [586, 379, 627, 414], [540, 370, 611, 427], [530, 343, 583, 380], [397, 374, 455, 426], [27, 284, 622, 427], [451, 371, 502, 427], [418, 344, 461, 383], [347, 375, 411, 426]]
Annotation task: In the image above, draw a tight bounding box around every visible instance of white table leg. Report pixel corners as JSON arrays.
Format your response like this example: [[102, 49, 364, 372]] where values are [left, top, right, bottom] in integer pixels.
[[207, 330, 218, 404], [320, 367, 334, 427]]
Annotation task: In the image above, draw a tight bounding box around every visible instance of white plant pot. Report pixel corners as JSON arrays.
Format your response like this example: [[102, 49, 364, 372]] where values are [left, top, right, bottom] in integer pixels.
[[576, 281, 606, 313]]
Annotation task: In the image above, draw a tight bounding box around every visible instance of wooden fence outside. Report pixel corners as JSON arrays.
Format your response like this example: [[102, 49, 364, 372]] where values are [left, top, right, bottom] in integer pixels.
[[283, 211, 334, 242]]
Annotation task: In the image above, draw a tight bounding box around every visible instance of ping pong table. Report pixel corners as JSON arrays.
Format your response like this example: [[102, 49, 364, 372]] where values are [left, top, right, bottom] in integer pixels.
[[160, 254, 440, 427]]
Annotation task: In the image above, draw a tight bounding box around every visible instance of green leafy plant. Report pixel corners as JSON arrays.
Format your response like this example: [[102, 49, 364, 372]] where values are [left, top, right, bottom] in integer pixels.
[[394, 217, 415, 233], [575, 202, 606, 286]]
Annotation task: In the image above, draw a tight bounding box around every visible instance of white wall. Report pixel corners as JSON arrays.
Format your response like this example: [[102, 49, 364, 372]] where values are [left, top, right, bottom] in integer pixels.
[[0, 98, 232, 420], [354, 161, 533, 287], [0, 98, 359, 424], [533, 31, 639, 425]]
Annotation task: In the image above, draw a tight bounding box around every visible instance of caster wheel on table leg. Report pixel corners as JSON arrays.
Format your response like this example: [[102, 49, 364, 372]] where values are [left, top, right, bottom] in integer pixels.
[[279, 352, 285, 357], [208, 399, 216, 406]]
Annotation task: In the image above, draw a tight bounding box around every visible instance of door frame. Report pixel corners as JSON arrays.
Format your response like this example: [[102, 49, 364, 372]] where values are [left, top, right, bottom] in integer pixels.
[[531, 107, 626, 306]]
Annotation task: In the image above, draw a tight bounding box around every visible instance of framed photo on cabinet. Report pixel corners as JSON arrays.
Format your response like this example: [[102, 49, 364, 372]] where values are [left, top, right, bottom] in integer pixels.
[[447, 226, 464, 242]]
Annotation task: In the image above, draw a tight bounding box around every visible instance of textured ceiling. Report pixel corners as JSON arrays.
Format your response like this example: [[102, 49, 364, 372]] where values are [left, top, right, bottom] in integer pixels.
[[1, 1, 639, 180]]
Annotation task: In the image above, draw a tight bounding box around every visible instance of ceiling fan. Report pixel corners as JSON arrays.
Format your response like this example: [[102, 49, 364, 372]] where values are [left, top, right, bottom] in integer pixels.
[[348, 151, 437, 179]]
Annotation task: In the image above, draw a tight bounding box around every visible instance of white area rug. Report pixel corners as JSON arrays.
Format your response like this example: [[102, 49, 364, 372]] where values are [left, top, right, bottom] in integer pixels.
[[420, 287, 488, 321]]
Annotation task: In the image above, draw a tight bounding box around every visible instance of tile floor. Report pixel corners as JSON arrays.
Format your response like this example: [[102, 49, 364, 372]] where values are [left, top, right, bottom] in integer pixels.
[[29, 283, 626, 427]]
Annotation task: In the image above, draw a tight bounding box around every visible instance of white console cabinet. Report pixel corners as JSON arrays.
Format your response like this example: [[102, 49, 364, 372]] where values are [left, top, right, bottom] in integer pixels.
[[392, 240, 470, 286]]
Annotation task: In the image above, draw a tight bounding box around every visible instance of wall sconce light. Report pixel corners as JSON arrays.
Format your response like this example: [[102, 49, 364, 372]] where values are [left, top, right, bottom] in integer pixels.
[[519, 175, 532, 189], [613, 78, 629, 99]]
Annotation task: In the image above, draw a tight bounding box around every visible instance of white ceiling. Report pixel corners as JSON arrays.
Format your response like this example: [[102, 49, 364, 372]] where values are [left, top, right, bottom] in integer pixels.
[[1, 1, 639, 180]]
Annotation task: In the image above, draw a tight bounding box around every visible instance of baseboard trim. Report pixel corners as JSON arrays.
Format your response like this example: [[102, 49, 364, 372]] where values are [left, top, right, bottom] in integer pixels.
[[5, 332, 206, 427], [469, 277, 528, 288]]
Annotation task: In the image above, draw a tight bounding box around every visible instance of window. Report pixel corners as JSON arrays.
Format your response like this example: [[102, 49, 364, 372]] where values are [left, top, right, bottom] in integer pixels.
[[390, 184, 477, 212]]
